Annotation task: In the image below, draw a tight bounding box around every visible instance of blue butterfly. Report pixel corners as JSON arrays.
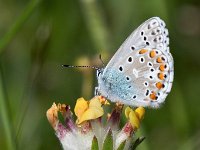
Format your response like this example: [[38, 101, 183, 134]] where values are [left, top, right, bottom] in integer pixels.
[[96, 17, 174, 108]]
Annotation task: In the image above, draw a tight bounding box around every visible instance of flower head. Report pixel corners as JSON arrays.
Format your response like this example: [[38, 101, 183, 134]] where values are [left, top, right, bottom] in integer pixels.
[[46, 96, 145, 150]]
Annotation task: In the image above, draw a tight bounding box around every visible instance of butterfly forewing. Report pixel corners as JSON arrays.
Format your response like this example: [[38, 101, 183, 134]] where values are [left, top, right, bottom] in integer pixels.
[[107, 17, 170, 68]]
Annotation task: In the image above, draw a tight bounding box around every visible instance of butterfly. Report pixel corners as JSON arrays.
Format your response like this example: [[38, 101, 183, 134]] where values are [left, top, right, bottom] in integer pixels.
[[96, 17, 174, 108]]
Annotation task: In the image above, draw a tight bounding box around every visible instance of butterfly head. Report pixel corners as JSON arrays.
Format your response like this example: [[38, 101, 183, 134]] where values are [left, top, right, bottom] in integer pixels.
[[96, 68, 104, 78]]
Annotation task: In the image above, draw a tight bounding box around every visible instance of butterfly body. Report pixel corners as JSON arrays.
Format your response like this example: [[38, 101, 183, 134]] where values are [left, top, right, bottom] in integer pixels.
[[96, 17, 174, 108]]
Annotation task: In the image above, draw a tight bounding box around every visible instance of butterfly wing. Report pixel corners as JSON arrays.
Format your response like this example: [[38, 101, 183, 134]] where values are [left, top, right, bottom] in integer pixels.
[[98, 17, 174, 108], [107, 17, 170, 67]]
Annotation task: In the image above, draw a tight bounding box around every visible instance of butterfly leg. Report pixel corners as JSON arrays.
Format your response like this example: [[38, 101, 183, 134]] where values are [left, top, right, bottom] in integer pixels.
[[94, 87, 100, 96]]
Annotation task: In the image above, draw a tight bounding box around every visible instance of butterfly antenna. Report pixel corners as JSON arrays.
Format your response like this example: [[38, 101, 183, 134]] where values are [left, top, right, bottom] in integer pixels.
[[62, 64, 100, 70], [99, 54, 105, 67]]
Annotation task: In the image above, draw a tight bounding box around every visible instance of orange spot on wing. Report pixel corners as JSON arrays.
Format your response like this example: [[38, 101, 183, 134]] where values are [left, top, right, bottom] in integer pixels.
[[150, 92, 157, 100], [158, 73, 165, 80], [156, 82, 163, 89], [159, 64, 165, 71], [156, 57, 162, 63], [139, 49, 148, 54], [150, 50, 156, 58]]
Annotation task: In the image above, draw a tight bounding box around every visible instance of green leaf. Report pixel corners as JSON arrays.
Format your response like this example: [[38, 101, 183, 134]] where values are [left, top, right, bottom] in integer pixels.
[[130, 136, 145, 150], [117, 140, 126, 150], [102, 128, 113, 150], [91, 136, 99, 150]]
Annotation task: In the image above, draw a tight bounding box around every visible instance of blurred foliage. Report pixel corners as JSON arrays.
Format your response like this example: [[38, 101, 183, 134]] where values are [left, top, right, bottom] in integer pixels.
[[0, 0, 200, 149]]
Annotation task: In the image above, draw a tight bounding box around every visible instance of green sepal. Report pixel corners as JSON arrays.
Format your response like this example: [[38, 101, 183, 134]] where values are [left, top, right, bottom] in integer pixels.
[[129, 136, 145, 150], [102, 128, 113, 150], [117, 140, 126, 150], [91, 136, 99, 150]]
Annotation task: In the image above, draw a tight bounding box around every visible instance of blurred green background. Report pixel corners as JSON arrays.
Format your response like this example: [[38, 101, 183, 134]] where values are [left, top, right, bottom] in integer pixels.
[[0, 0, 200, 149]]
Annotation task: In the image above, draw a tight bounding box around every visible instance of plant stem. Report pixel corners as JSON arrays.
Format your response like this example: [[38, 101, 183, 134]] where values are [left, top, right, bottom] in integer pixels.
[[80, 0, 111, 55], [0, 67, 16, 150]]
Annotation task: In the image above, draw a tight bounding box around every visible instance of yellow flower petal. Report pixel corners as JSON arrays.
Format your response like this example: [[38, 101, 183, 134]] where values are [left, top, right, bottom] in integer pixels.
[[89, 97, 102, 107], [74, 97, 89, 121], [125, 107, 132, 118], [78, 106, 103, 124], [75, 97, 104, 124], [129, 111, 140, 129], [134, 107, 145, 120], [125, 107, 145, 129]]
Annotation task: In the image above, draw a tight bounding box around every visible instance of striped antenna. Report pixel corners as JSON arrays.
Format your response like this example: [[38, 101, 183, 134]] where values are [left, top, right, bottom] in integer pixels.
[[62, 64, 100, 70]]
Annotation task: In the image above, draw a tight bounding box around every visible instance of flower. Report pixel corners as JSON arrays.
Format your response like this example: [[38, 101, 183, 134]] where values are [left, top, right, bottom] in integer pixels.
[[74, 96, 108, 124], [46, 96, 145, 150], [125, 106, 145, 130]]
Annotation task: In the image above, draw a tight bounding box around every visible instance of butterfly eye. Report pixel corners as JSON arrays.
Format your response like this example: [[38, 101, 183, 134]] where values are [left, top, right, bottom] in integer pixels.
[[97, 70, 102, 77]]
